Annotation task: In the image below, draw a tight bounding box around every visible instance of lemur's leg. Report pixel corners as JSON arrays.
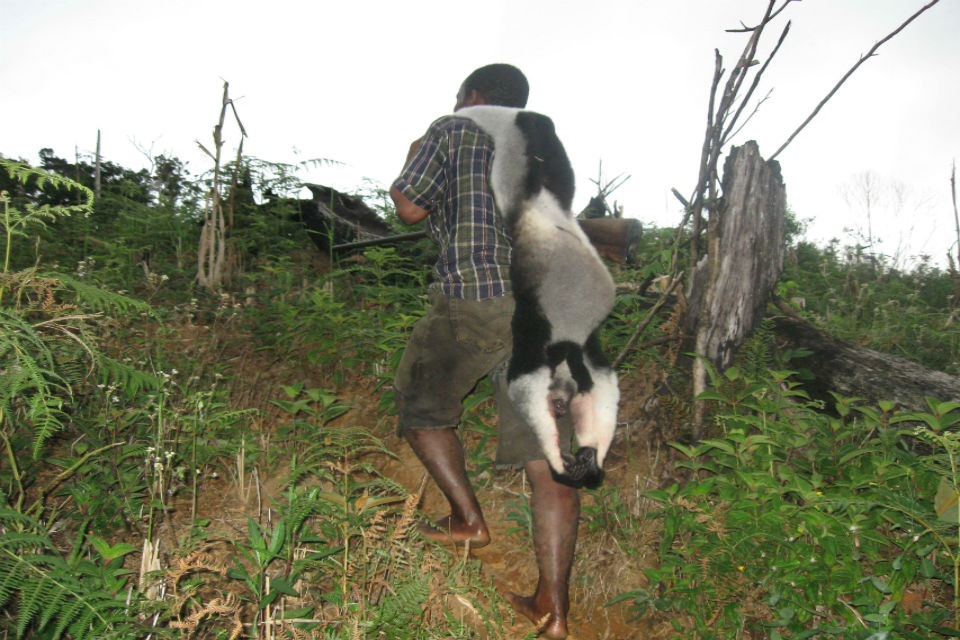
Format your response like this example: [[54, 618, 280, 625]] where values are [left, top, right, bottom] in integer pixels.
[[584, 364, 619, 467], [508, 368, 566, 477], [568, 392, 595, 447]]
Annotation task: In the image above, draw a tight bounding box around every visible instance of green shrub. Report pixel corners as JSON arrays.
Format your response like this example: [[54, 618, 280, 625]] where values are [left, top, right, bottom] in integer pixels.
[[612, 366, 957, 639]]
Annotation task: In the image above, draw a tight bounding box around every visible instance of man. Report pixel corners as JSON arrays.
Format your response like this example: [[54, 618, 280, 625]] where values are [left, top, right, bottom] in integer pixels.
[[389, 64, 579, 640]]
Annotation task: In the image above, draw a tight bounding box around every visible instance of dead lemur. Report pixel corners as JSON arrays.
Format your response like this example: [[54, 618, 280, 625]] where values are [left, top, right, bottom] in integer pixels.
[[458, 105, 619, 488]]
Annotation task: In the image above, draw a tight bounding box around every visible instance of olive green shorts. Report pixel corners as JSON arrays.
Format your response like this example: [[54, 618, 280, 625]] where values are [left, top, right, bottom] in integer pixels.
[[393, 290, 573, 469]]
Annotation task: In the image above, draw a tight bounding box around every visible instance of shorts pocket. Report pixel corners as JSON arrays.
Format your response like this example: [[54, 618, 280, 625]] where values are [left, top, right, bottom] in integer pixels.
[[450, 295, 514, 354]]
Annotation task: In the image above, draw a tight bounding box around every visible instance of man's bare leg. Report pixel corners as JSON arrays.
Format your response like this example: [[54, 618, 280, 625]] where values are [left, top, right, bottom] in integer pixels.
[[504, 459, 579, 640], [404, 427, 490, 547]]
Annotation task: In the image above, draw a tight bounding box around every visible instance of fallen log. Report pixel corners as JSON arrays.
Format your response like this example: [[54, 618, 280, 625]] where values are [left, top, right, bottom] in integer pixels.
[[771, 310, 960, 412], [331, 217, 643, 264], [298, 183, 394, 251]]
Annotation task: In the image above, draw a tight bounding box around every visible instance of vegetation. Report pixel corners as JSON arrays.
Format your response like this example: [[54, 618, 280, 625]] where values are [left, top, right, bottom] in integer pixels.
[[1, 146, 958, 639]]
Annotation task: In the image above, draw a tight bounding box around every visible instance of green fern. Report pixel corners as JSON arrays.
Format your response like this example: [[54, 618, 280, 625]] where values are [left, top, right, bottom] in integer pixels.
[[1, 158, 93, 282], [0, 510, 149, 639], [0, 271, 158, 458], [1, 160, 94, 213], [371, 578, 430, 637], [96, 355, 162, 397], [736, 316, 776, 379], [48, 273, 154, 316], [0, 308, 71, 457]]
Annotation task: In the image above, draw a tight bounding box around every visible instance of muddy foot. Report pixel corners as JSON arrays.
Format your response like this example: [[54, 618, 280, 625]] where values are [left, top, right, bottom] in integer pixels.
[[503, 591, 568, 639], [416, 515, 490, 548]]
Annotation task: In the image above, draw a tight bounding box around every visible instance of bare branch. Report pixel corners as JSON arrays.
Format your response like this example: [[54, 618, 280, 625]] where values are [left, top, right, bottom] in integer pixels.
[[688, 49, 725, 265], [770, 0, 943, 160], [613, 273, 684, 369], [721, 20, 791, 145], [951, 160, 959, 260], [713, 0, 776, 131], [724, 89, 774, 145], [725, 0, 800, 32], [671, 188, 690, 209]]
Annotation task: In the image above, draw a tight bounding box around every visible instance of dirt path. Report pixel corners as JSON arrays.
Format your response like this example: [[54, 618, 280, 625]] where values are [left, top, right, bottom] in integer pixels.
[[347, 372, 677, 640]]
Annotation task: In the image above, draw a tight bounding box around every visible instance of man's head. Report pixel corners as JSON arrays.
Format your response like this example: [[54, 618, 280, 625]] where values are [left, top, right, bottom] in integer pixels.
[[455, 63, 529, 111]]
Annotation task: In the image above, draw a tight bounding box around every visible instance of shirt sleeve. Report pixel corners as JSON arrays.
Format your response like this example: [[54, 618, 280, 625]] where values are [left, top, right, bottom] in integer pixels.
[[391, 118, 450, 211]]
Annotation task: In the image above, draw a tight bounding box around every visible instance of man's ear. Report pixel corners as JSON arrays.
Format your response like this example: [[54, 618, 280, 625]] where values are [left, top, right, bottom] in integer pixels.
[[466, 90, 486, 107]]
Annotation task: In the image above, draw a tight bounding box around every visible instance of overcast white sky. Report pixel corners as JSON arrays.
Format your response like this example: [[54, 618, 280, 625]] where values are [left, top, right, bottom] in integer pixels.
[[2, 0, 958, 266]]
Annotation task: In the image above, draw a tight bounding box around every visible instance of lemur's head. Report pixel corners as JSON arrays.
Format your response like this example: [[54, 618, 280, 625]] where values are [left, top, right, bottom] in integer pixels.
[[455, 63, 528, 111]]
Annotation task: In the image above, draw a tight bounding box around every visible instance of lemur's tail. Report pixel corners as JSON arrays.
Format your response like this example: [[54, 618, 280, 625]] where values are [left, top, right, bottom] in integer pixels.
[[545, 341, 595, 396]]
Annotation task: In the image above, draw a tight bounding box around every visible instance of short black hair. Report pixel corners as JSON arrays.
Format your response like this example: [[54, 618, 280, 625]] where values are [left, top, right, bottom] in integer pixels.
[[462, 64, 529, 108]]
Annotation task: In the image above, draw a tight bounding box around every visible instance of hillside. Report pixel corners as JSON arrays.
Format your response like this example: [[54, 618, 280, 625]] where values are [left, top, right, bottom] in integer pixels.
[[2, 155, 957, 638]]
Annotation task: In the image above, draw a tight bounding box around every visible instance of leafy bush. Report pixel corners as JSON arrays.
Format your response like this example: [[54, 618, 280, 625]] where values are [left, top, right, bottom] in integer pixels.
[[613, 364, 957, 638]]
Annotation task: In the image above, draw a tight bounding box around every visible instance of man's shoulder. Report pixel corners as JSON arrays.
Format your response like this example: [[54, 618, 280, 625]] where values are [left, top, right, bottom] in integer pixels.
[[425, 114, 485, 136]]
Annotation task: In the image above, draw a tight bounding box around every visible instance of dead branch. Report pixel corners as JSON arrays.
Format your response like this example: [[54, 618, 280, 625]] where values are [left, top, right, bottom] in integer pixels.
[[721, 21, 791, 146], [770, 0, 943, 160], [951, 161, 959, 262], [726, 0, 799, 33], [197, 81, 247, 290], [684, 0, 792, 265], [949, 161, 960, 305], [613, 273, 684, 369]]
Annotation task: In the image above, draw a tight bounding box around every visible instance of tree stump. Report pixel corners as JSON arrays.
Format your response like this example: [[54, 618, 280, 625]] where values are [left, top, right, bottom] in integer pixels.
[[686, 141, 787, 422]]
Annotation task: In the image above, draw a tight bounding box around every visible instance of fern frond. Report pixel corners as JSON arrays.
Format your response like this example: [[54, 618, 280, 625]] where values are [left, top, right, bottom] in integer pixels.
[[0, 308, 58, 369], [0, 308, 71, 454], [47, 273, 154, 317], [0, 527, 141, 640], [65, 604, 98, 640], [50, 597, 85, 640], [17, 568, 64, 638], [0, 159, 94, 214], [737, 316, 776, 378], [26, 393, 67, 458], [96, 356, 162, 396]]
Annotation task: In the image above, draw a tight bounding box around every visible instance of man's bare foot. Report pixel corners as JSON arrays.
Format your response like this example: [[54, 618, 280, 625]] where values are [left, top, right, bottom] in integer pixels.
[[417, 515, 490, 548], [503, 591, 568, 639]]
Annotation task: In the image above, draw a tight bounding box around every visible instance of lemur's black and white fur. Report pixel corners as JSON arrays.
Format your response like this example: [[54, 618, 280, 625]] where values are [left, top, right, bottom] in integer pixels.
[[458, 105, 619, 488]]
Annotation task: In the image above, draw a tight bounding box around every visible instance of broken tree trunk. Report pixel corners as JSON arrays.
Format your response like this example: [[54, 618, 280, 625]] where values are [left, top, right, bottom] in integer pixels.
[[299, 183, 395, 251], [685, 141, 787, 424], [772, 312, 960, 411]]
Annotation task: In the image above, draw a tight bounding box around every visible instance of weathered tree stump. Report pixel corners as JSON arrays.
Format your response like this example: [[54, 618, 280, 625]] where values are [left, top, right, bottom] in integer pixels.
[[685, 141, 787, 423]]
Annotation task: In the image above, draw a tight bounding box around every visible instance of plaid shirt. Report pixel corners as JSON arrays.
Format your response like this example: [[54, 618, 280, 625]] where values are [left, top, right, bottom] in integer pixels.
[[392, 115, 513, 300]]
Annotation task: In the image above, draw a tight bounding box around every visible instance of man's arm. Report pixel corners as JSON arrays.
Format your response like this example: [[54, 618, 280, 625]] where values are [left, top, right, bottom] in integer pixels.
[[390, 186, 429, 224], [391, 135, 431, 224]]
